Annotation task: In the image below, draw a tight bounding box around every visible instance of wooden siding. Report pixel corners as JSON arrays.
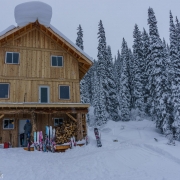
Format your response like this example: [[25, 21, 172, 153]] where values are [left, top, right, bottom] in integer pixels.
[[0, 27, 80, 103], [0, 79, 80, 103]]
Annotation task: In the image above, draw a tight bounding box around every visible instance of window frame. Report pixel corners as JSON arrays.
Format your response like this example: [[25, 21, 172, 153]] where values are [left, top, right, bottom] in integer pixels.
[[51, 55, 63, 67], [54, 118, 64, 126], [3, 119, 15, 130], [5, 52, 20, 64], [59, 85, 70, 100], [0, 83, 10, 99]]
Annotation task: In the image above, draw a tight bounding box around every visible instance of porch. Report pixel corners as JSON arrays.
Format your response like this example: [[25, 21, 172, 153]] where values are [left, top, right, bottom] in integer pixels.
[[0, 103, 89, 147]]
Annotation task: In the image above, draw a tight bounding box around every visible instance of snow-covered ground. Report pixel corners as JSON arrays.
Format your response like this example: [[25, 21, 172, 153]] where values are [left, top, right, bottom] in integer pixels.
[[0, 120, 180, 180]]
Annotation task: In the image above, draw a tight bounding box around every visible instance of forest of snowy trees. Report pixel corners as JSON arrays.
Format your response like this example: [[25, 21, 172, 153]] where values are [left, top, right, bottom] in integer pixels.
[[76, 8, 180, 142]]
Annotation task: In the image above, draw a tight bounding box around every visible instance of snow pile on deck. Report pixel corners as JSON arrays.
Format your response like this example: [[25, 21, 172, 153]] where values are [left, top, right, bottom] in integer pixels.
[[14, 1, 52, 27], [1, 120, 180, 180]]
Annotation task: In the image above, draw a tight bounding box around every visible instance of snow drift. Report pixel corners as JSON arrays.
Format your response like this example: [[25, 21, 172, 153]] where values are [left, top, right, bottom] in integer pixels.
[[14, 1, 52, 27]]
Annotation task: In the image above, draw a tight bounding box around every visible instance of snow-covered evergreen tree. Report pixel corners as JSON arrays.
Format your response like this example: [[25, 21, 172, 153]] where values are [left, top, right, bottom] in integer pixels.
[[80, 76, 90, 103], [76, 24, 84, 50], [148, 7, 169, 130], [114, 50, 122, 95], [119, 38, 131, 121], [142, 28, 151, 115], [170, 11, 180, 139], [128, 49, 135, 109], [161, 38, 174, 143], [91, 60, 98, 106], [76, 24, 89, 103], [133, 24, 144, 114], [94, 20, 107, 126], [106, 46, 119, 121]]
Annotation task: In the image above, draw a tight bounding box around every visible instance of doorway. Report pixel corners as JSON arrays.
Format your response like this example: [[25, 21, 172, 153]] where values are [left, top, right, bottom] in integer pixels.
[[18, 120, 26, 147], [39, 86, 49, 103]]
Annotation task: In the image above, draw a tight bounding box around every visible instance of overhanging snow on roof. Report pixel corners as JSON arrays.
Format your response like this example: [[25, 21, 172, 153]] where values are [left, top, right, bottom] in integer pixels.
[[14, 1, 52, 27]]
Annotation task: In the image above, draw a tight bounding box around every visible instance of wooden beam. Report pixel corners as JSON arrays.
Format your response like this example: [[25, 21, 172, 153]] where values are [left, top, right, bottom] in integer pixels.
[[0, 108, 88, 115], [31, 111, 36, 138], [66, 113, 77, 123], [77, 113, 83, 141], [0, 114, 4, 119]]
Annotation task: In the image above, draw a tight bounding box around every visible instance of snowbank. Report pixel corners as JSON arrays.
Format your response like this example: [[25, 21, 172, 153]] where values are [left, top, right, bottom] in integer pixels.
[[0, 120, 180, 180], [14, 1, 52, 27], [0, 25, 16, 36]]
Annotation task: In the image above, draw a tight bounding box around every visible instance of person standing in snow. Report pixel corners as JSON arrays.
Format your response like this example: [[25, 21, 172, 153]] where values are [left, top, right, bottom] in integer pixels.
[[24, 119, 32, 147]]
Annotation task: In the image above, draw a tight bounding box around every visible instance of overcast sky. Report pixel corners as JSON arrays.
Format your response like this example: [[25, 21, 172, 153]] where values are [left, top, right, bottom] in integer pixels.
[[0, 0, 180, 60]]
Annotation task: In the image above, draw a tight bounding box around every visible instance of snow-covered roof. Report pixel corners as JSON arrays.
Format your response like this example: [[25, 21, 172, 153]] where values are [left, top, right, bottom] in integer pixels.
[[14, 1, 52, 27], [0, 25, 16, 36]]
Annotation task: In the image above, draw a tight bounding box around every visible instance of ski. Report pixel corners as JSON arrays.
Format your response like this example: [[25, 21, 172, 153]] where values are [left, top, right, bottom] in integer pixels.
[[94, 128, 102, 147]]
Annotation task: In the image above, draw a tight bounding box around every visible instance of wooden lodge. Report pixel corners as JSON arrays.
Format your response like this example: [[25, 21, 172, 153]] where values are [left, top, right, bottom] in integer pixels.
[[0, 21, 93, 147]]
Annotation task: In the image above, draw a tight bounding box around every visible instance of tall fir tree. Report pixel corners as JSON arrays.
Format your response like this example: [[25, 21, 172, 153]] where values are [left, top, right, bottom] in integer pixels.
[[128, 49, 135, 109], [142, 28, 151, 115], [76, 25, 84, 50], [91, 60, 99, 106], [94, 20, 107, 126], [119, 38, 131, 121], [148, 7, 169, 130], [170, 11, 180, 139], [106, 46, 119, 121], [132, 24, 145, 114], [76, 24, 89, 103]]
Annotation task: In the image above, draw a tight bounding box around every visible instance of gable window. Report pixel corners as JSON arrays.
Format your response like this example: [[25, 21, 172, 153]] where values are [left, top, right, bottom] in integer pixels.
[[5, 52, 19, 64], [3, 119, 14, 129], [59, 85, 70, 99], [51, 56, 63, 67], [54, 118, 63, 126], [0, 83, 9, 98]]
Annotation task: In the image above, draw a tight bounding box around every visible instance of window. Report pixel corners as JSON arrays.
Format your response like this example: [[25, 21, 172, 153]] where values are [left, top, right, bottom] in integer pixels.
[[51, 56, 63, 67], [59, 86, 70, 99], [0, 84, 9, 98], [3, 119, 14, 129], [5, 52, 19, 64], [54, 118, 63, 126]]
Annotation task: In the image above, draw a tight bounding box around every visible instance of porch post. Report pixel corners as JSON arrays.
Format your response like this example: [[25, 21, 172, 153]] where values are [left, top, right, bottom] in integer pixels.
[[77, 113, 83, 141], [31, 110, 36, 139]]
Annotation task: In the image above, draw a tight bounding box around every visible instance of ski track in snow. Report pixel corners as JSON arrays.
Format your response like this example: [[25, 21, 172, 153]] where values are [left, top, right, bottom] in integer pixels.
[[0, 120, 180, 180]]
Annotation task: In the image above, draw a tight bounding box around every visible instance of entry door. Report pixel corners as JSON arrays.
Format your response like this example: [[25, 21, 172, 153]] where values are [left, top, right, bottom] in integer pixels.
[[39, 86, 49, 103], [18, 120, 26, 147]]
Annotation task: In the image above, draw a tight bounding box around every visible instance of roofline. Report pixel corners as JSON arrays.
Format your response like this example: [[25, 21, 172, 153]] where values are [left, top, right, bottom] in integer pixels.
[[0, 22, 93, 64]]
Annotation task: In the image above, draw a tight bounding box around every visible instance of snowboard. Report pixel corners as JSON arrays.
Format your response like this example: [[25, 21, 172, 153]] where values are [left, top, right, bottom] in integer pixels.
[[27, 133, 31, 151], [94, 128, 102, 147], [34, 132, 37, 143], [44, 126, 49, 152], [39, 131, 43, 151], [51, 128, 56, 153], [50, 126, 52, 140], [52, 128, 55, 139], [49, 126, 53, 151], [37, 131, 39, 144]]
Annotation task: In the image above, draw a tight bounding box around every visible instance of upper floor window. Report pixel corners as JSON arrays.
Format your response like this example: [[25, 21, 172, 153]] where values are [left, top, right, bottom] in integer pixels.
[[0, 83, 9, 98], [5, 52, 19, 64], [3, 119, 14, 129], [59, 85, 70, 99], [51, 56, 63, 67]]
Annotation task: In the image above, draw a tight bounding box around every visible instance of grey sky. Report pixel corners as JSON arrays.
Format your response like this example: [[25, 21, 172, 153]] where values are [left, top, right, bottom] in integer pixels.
[[0, 0, 180, 60]]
